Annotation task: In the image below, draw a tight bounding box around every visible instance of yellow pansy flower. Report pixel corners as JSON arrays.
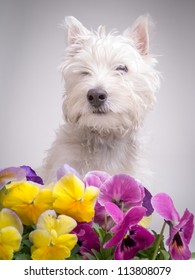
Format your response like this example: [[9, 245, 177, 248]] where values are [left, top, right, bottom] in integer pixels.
[[53, 174, 99, 222], [29, 210, 78, 260], [1, 181, 54, 225], [0, 208, 23, 260]]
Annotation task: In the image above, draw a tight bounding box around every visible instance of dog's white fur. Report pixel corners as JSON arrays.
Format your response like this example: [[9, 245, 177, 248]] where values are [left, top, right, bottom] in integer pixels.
[[41, 15, 160, 184]]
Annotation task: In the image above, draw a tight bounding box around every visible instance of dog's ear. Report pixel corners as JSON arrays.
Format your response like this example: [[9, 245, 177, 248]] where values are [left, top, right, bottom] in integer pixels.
[[64, 16, 90, 45], [124, 15, 154, 56]]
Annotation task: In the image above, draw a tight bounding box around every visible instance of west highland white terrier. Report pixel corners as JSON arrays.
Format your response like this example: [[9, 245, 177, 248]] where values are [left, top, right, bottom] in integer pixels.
[[41, 15, 160, 184]]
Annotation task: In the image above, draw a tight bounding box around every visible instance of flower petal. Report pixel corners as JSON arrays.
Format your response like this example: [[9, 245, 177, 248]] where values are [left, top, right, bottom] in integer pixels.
[[20, 165, 43, 184], [114, 225, 155, 260], [176, 209, 194, 244], [53, 182, 99, 222], [168, 231, 192, 260], [73, 223, 100, 259], [31, 245, 70, 260], [55, 234, 78, 250], [142, 188, 154, 216], [112, 206, 147, 232], [53, 196, 75, 216], [84, 186, 99, 206], [54, 174, 85, 201], [29, 229, 51, 247], [104, 207, 146, 248], [34, 188, 55, 213], [0, 167, 26, 190], [84, 171, 110, 188], [104, 202, 124, 224], [0, 208, 23, 235], [131, 225, 155, 249], [138, 215, 152, 228], [104, 227, 128, 248], [36, 210, 57, 231], [0, 226, 22, 259], [151, 193, 180, 223], [98, 174, 144, 208], [55, 215, 77, 235], [1, 181, 40, 225], [36, 210, 77, 236], [0, 244, 14, 260], [74, 202, 96, 222], [166, 208, 194, 260], [56, 164, 80, 180]]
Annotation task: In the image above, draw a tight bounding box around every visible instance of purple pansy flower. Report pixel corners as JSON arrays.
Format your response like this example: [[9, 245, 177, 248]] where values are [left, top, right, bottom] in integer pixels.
[[20, 165, 43, 185], [56, 164, 80, 180], [0, 166, 43, 190], [142, 187, 154, 216], [73, 223, 100, 259], [152, 193, 194, 260], [103, 202, 155, 260], [0, 167, 26, 190]]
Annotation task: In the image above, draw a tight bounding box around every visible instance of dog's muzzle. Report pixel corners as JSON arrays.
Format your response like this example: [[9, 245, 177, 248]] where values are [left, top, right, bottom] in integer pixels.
[[87, 87, 107, 108]]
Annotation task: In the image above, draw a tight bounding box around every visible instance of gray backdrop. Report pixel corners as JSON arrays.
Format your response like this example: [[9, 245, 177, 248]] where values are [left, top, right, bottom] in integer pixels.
[[0, 0, 195, 252]]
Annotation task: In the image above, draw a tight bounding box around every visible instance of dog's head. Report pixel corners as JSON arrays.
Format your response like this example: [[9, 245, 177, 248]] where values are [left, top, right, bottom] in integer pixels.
[[60, 16, 160, 134]]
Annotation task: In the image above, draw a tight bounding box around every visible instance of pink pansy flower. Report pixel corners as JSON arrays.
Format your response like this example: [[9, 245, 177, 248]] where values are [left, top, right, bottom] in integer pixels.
[[103, 202, 154, 260], [84, 170, 110, 188], [84, 171, 111, 228], [85, 173, 152, 230], [152, 193, 194, 260], [98, 174, 145, 209]]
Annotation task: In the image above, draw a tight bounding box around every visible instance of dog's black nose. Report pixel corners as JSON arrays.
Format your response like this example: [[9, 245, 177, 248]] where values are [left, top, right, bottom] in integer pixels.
[[87, 88, 107, 108]]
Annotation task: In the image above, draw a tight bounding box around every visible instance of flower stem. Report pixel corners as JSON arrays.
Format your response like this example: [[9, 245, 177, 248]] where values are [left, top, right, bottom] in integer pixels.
[[152, 221, 166, 260], [104, 214, 108, 233], [121, 201, 125, 212]]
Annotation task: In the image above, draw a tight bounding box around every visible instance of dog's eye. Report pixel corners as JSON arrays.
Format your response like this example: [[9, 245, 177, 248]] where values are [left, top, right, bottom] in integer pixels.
[[116, 64, 128, 73], [81, 71, 90, 76]]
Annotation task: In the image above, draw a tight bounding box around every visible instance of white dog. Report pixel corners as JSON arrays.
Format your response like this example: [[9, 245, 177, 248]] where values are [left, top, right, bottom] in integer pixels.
[[41, 15, 160, 184]]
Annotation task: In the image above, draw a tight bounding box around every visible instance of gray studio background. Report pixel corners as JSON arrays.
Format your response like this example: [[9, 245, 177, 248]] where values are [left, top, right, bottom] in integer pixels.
[[0, 0, 195, 252]]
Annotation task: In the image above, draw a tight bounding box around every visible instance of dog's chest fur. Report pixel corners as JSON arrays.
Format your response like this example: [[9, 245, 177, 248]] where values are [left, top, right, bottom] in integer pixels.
[[43, 124, 142, 183]]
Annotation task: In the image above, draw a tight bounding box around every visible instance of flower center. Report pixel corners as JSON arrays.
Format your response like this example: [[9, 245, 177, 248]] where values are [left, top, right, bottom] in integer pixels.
[[121, 234, 136, 250], [50, 229, 58, 246], [111, 199, 125, 210], [172, 232, 183, 247]]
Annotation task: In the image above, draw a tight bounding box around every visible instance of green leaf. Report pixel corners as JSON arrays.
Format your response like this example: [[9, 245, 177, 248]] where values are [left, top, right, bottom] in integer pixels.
[[0, 186, 8, 210], [83, 253, 96, 260], [70, 244, 80, 255], [66, 254, 83, 260], [99, 247, 114, 260], [91, 249, 102, 260], [14, 253, 31, 260], [22, 239, 32, 248], [66, 244, 82, 260], [23, 225, 35, 235], [159, 249, 171, 260], [93, 223, 106, 244]]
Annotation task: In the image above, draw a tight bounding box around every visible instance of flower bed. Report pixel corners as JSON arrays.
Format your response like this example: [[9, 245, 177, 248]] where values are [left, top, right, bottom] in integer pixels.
[[0, 164, 194, 260]]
